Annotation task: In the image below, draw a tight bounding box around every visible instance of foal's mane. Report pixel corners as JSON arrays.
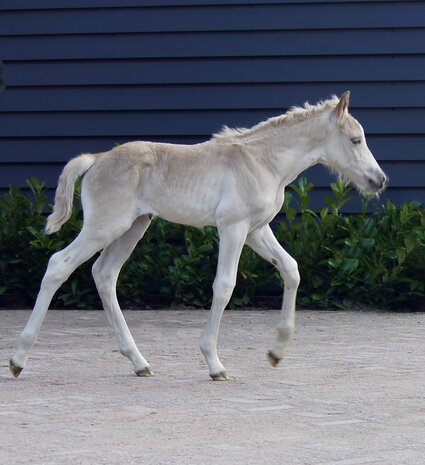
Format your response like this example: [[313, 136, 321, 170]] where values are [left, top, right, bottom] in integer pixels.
[[212, 96, 339, 140]]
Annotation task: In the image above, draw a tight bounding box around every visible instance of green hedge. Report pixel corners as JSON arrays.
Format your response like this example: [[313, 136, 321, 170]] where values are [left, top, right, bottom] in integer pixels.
[[0, 177, 424, 310]]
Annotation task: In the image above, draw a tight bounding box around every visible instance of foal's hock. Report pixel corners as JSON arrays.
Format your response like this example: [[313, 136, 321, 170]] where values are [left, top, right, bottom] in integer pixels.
[[10, 92, 387, 380]]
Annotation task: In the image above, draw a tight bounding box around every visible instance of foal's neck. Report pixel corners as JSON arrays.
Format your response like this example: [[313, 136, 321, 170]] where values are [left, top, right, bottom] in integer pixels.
[[257, 112, 329, 186]]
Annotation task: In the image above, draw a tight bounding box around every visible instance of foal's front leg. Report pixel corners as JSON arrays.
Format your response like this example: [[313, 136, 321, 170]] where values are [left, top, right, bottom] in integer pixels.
[[246, 225, 300, 366], [200, 222, 248, 380]]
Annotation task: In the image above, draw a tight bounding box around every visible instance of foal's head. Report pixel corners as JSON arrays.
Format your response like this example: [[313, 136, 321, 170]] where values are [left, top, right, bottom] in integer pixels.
[[322, 91, 387, 194]]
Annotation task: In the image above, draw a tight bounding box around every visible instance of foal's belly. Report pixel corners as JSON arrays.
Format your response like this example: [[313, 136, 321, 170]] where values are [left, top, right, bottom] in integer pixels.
[[156, 203, 218, 228], [139, 185, 220, 228]]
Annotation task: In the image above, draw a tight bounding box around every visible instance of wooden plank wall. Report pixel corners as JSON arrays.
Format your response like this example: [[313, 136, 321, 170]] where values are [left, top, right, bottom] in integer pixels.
[[1, 0, 424, 210]]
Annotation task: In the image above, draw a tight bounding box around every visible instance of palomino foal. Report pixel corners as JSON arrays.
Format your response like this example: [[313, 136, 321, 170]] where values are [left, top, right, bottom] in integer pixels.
[[10, 92, 386, 380]]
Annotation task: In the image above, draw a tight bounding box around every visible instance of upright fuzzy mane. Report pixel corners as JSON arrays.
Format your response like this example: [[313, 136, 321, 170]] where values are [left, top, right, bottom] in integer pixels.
[[212, 96, 339, 140]]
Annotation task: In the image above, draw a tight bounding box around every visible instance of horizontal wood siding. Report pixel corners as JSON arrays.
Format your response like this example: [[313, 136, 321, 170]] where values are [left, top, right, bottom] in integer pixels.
[[1, 0, 424, 211]]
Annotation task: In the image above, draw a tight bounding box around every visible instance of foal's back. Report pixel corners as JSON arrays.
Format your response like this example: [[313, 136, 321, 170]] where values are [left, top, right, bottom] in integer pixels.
[[92, 139, 253, 228]]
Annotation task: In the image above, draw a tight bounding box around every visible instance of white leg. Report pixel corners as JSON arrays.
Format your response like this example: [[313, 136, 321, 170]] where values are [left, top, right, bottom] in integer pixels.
[[200, 222, 249, 380], [10, 223, 132, 377], [92, 215, 153, 377], [246, 224, 300, 366]]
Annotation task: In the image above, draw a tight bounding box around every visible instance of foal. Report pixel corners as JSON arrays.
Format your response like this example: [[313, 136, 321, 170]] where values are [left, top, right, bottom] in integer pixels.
[[10, 92, 386, 380]]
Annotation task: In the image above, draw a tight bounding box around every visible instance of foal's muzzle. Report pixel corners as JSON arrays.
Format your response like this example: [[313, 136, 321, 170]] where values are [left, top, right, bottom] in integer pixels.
[[367, 172, 387, 193]]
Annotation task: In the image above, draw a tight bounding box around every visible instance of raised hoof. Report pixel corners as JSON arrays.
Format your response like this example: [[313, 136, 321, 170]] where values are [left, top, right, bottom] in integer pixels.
[[268, 351, 281, 367], [135, 366, 153, 377], [9, 359, 23, 378], [210, 371, 229, 381]]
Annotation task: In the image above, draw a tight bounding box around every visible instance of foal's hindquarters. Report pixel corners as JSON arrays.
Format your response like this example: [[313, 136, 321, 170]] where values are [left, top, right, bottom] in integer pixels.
[[9, 153, 155, 377]]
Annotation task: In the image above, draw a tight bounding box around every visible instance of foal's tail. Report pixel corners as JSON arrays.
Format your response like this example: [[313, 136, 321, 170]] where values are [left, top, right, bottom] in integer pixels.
[[45, 154, 96, 234]]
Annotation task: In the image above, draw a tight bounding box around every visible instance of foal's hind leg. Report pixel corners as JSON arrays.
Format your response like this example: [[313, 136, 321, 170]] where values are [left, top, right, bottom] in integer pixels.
[[246, 225, 300, 367], [10, 223, 133, 377], [92, 215, 153, 377]]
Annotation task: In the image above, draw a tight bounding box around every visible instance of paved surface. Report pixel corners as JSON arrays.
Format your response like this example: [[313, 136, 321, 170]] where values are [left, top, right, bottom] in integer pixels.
[[1, 309, 424, 465]]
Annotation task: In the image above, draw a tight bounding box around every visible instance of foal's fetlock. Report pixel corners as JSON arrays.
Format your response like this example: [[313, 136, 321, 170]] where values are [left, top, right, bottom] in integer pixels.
[[201, 345, 229, 381], [277, 326, 294, 340], [268, 327, 294, 367]]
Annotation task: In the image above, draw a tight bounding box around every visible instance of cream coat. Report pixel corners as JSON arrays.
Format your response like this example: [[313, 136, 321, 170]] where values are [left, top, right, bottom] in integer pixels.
[[10, 92, 387, 380]]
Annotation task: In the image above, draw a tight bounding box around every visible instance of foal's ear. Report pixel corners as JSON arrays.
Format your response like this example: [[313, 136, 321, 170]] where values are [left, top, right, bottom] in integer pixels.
[[332, 91, 350, 124]]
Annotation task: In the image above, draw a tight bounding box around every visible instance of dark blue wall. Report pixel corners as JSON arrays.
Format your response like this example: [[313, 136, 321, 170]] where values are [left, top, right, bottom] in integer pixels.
[[1, 0, 424, 210]]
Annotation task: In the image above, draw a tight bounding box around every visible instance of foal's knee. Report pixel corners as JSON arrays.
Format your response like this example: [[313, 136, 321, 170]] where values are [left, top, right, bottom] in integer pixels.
[[212, 276, 236, 304], [284, 266, 300, 290]]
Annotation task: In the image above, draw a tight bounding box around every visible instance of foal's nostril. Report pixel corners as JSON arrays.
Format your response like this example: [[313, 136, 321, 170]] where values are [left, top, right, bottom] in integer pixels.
[[368, 172, 387, 191], [381, 173, 388, 187], [378, 173, 387, 190]]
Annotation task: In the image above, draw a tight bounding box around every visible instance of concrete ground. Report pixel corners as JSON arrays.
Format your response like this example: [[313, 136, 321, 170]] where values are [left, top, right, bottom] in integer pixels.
[[0, 309, 424, 465]]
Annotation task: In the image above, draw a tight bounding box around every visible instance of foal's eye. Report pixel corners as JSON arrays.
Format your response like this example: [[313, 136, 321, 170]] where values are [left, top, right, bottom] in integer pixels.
[[351, 137, 362, 146]]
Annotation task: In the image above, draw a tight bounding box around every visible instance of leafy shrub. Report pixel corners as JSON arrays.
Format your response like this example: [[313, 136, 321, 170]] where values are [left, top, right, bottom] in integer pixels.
[[277, 178, 425, 310], [0, 177, 423, 310], [0, 178, 97, 308]]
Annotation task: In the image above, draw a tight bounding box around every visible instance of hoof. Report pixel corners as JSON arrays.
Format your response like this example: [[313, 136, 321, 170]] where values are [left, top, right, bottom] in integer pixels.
[[9, 359, 23, 378], [135, 366, 153, 377], [210, 370, 229, 381], [268, 351, 281, 367]]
